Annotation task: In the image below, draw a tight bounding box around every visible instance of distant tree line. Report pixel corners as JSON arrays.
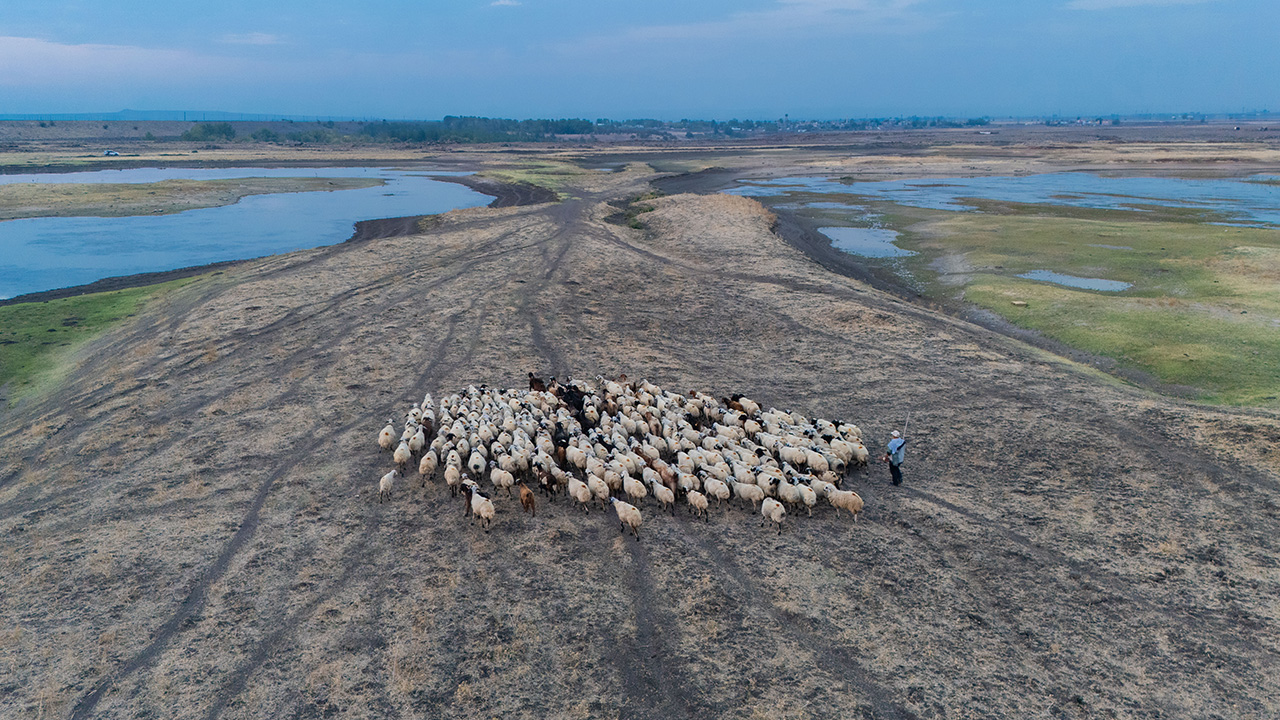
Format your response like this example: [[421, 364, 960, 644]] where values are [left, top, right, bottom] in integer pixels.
[[181, 122, 236, 141], [360, 116, 595, 143], [175, 115, 1003, 146]]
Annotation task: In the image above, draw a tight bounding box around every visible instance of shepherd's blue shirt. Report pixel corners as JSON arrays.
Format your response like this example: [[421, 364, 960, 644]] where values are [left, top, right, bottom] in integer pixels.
[[887, 438, 906, 465]]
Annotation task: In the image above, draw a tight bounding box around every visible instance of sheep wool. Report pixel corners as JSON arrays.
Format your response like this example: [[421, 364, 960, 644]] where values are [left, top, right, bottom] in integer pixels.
[[393, 442, 412, 469], [761, 497, 785, 534], [686, 490, 709, 521], [372, 377, 877, 536], [828, 489, 864, 521], [608, 497, 642, 539], [378, 470, 396, 503], [568, 477, 592, 512], [419, 449, 438, 481]]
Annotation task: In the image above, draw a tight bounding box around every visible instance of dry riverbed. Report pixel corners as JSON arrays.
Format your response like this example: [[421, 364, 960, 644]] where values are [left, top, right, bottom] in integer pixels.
[[0, 143, 1278, 719]]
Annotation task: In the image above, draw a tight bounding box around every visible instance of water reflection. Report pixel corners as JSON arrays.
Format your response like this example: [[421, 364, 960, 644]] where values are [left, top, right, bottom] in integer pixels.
[[0, 167, 489, 298]]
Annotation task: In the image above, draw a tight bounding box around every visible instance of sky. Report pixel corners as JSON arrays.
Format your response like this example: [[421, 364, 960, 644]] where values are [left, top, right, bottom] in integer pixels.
[[0, 0, 1274, 120]]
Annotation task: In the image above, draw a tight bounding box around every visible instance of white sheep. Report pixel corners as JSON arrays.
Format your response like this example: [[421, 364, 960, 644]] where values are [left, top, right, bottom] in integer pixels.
[[605, 465, 626, 493], [587, 474, 611, 507], [418, 449, 439, 484], [731, 480, 765, 511], [393, 441, 412, 470], [850, 442, 869, 466], [828, 489, 864, 521], [686, 489, 709, 521], [649, 478, 676, 515], [467, 450, 486, 478], [805, 449, 829, 475], [796, 483, 817, 517], [378, 469, 397, 503], [703, 476, 731, 507], [776, 475, 803, 508], [608, 497, 642, 539], [568, 477, 592, 513], [809, 477, 837, 500], [622, 473, 648, 504], [444, 465, 462, 496], [839, 423, 863, 442], [761, 497, 785, 534], [378, 422, 396, 451], [489, 461, 516, 497]]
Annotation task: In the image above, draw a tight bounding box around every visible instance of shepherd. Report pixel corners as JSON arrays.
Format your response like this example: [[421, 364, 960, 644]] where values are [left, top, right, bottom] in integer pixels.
[[883, 427, 907, 486]]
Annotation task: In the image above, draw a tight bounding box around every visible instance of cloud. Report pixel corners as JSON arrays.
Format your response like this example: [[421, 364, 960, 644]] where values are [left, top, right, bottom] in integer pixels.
[[1066, 0, 1218, 9], [220, 32, 285, 45], [572, 0, 929, 48], [0, 36, 237, 86], [490, 0, 521, 5]]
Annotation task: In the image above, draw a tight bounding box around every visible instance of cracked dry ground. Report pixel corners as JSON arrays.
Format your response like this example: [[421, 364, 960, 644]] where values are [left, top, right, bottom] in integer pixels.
[[1, 164, 1277, 720]]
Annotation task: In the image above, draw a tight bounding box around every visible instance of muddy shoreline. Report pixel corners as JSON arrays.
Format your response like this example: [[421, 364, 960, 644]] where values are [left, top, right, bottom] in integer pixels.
[[0, 173, 552, 307], [430, 174, 559, 208]]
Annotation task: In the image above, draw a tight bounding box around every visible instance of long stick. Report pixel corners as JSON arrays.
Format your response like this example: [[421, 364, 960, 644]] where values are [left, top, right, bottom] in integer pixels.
[[902, 412, 910, 439]]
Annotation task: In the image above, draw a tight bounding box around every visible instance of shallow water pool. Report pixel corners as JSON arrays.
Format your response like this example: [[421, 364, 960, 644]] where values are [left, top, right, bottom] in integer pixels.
[[729, 173, 1280, 226], [1017, 270, 1132, 292], [0, 167, 490, 299], [817, 227, 913, 258]]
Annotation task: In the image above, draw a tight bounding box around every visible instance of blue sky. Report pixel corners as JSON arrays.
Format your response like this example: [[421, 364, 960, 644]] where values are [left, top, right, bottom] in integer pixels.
[[0, 0, 1273, 119]]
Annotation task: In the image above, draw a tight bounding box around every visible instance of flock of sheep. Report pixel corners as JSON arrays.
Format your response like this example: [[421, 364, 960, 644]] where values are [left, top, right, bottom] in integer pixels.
[[374, 375, 870, 538]]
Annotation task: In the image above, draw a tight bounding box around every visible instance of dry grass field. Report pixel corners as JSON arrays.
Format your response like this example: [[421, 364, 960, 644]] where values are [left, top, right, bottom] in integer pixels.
[[1, 133, 1278, 719]]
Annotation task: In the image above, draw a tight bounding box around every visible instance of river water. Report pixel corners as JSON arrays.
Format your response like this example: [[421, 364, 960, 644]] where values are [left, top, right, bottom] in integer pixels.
[[728, 172, 1280, 292], [729, 173, 1280, 226], [0, 167, 491, 299]]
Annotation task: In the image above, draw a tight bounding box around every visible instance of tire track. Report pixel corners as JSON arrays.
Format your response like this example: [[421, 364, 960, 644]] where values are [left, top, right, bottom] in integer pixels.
[[673, 515, 920, 720], [515, 204, 579, 375], [200, 500, 385, 720], [65, 218, 534, 717], [182, 244, 518, 717], [67, 416, 366, 720], [887, 483, 1278, 664], [610, 539, 695, 720]]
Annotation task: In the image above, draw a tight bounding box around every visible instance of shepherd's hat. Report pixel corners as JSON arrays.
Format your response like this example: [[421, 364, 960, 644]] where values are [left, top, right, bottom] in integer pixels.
[[891, 430, 901, 438]]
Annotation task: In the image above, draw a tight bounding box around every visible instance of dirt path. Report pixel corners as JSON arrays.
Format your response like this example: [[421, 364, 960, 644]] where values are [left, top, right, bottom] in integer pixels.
[[1, 159, 1277, 719]]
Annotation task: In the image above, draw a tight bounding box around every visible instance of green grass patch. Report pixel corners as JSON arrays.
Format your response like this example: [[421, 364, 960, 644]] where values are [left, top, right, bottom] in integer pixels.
[[0, 278, 194, 400], [758, 184, 1280, 405], [896, 212, 1280, 406], [907, 213, 1278, 295], [483, 162, 584, 198], [959, 196, 1237, 225], [964, 274, 1280, 405], [625, 190, 663, 228]]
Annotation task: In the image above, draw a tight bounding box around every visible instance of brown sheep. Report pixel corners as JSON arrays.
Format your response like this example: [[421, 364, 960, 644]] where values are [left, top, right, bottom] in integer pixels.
[[518, 482, 536, 517]]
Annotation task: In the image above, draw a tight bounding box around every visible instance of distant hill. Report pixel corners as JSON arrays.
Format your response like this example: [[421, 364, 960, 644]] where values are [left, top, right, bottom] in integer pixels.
[[0, 110, 374, 123]]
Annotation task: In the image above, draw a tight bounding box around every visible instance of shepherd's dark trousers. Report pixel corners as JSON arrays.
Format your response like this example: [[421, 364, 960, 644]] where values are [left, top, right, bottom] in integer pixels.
[[889, 463, 903, 485]]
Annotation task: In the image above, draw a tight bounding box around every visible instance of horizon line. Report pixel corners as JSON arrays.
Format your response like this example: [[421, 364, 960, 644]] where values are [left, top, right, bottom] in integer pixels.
[[0, 109, 1274, 124]]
